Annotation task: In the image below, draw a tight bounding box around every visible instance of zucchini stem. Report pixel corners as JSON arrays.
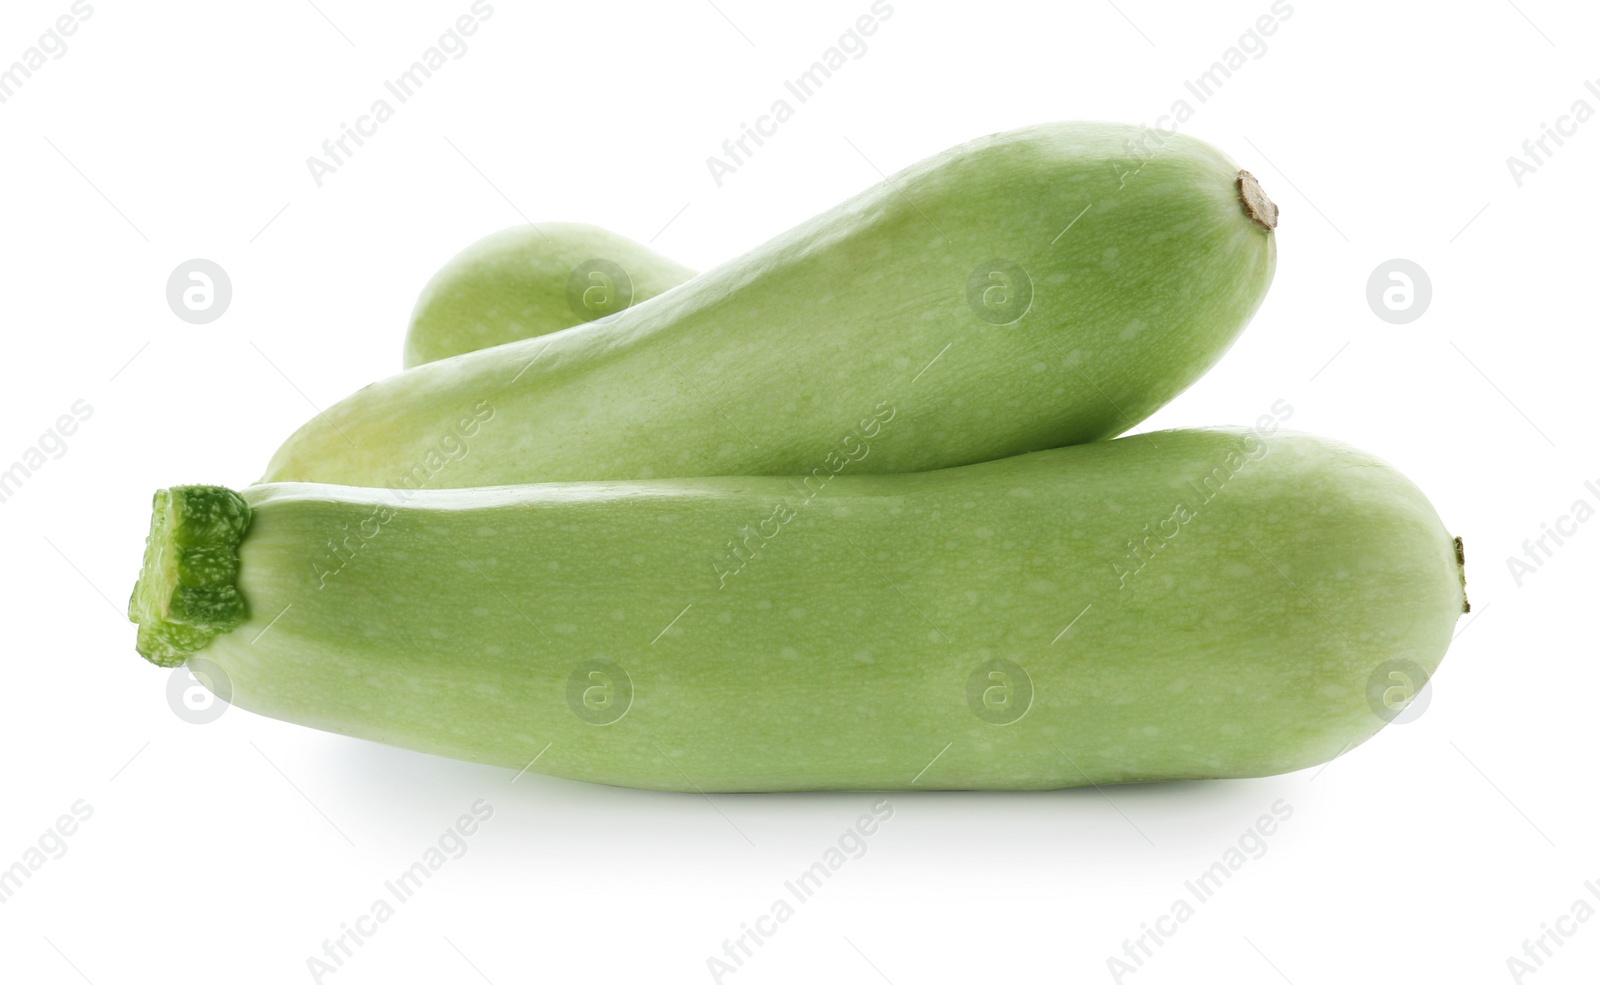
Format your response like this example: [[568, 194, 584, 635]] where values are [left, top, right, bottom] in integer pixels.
[[1237, 170, 1279, 232], [127, 485, 252, 667]]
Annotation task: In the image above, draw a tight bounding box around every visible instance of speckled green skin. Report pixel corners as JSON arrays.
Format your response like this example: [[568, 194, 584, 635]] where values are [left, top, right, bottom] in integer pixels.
[[403, 223, 695, 369], [166, 430, 1462, 792], [263, 123, 1276, 487]]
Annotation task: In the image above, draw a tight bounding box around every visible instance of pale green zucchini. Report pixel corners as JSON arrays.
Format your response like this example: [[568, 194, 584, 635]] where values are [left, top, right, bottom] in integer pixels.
[[263, 122, 1277, 488], [403, 223, 695, 368], [133, 429, 1463, 792]]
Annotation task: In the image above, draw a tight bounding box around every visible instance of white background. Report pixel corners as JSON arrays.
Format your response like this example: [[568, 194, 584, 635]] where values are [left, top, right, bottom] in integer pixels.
[[1, 0, 1595, 982]]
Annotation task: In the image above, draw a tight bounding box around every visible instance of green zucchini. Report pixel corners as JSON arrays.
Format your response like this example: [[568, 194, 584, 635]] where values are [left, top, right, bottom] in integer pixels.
[[133, 429, 1463, 792], [263, 123, 1278, 487], [403, 223, 695, 368]]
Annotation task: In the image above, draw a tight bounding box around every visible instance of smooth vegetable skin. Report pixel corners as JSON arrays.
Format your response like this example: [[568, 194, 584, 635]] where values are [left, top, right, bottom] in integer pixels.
[[403, 223, 695, 368], [134, 430, 1463, 792], [263, 123, 1278, 488]]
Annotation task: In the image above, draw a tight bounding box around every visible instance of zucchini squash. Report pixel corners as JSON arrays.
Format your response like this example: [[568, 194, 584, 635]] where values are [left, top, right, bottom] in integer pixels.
[[133, 429, 1463, 792], [404, 223, 694, 368], [263, 123, 1278, 487]]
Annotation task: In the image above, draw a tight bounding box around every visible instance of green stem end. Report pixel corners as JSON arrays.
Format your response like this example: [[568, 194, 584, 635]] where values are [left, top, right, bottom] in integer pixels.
[[128, 485, 252, 668]]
